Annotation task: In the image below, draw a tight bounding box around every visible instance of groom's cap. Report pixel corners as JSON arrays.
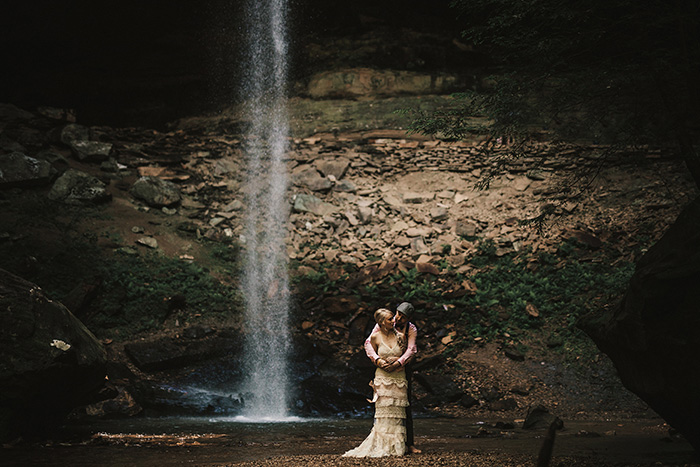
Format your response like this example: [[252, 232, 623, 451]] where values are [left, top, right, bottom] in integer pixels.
[[396, 302, 414, 319]]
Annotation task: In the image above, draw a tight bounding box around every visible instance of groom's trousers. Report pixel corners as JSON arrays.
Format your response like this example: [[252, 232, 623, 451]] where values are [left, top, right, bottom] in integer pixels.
[[405, 364, 414, 446]]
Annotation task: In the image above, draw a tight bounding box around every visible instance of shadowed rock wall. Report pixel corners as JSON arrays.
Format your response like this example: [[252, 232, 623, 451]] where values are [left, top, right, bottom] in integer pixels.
[[0, 268, 107, 441], [582, 196, 700, 452]]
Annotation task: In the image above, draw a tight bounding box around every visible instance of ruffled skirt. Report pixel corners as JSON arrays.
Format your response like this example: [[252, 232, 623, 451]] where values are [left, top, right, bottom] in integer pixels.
[[343, 369, 408, 457]]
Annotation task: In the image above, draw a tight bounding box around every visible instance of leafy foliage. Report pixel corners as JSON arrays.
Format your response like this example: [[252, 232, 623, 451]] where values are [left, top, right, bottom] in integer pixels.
[[293, 237, 635, 363], [410, 0, 700, 185], [89, 251, 240, 337]]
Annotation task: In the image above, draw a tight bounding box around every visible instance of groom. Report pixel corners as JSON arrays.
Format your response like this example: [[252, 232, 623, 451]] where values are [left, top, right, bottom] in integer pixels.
[[364, 301, 421, 454]]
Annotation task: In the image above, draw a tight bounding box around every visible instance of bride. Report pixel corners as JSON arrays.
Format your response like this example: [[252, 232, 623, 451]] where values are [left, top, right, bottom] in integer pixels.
[[343, 308, 408, 457]]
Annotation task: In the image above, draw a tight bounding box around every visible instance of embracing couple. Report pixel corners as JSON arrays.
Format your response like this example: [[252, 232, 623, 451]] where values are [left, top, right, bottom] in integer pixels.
[[343, 302, 422, 457]]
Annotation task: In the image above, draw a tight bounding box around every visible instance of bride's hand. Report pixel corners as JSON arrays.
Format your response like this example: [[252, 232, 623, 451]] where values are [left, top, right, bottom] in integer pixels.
[[377, 359, 391, 370], [384, 357, 398, 364]]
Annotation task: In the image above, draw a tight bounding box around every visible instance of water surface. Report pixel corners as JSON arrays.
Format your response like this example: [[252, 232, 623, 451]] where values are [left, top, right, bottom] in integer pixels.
[[2, 416, 695, 466]]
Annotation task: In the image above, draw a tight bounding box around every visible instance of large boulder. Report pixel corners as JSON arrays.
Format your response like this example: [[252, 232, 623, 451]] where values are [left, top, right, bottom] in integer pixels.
[[69, 140, 113, 162], [0, 103, 35, 124], [0, 152, 56, 188], [581, 196, 700, 452], [59, 123, 91, 145], [124, 328, 242, 372], [130, 176, 181, 207], [48, 168, 112, 205], [0, 268, 107, 441]]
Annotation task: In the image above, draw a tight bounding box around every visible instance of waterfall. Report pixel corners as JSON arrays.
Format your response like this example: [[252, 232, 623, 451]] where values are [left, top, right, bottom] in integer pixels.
[[239, 0, 291, 419]]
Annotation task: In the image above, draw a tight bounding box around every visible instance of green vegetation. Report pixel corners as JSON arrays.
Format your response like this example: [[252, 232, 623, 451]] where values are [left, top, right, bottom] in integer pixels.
[[292, 236, 635, 365], [457, 240, 634, 359], [0, 194, 242, 339], [89, 250, 241, 338]]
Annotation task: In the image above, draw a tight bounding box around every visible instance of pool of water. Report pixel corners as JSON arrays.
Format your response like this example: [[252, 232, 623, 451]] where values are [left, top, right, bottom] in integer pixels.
[[2, 416, 695, 466]]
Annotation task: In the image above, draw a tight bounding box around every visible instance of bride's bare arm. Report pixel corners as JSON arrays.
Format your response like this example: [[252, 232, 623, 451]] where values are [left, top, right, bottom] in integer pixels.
[[371, 334, 391, 370]]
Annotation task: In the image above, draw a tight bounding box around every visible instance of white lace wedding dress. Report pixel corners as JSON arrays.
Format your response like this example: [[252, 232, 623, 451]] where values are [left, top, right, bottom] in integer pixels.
[[343, 334, 408, 457]]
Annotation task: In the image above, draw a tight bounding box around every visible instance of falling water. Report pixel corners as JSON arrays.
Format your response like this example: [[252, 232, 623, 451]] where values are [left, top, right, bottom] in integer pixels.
[[239, 0, 291, 419]]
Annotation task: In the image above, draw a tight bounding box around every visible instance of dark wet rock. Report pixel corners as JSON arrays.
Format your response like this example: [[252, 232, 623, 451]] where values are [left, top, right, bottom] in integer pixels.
[[348, 315, 372, 346], [480, 387, 502, 402], [460, 394, 479, 409], [412, 353, 444, 371], [297, 371, 371, 416], [495, 421, 516, 430], [61, 277, 103, 320], [581, 196, 700, 453], [0, 135, 26, 154], [36, 106, 76, 122], [35, 149, 70, 170], [0, 103, 35, 123], [0, 268, 107, 441], [523, 404, 562, 430], [48, 168, 112, 205], [124, 331, 242, 372], [182, 325, 215, 340], [70, 140, 114, 161], [489, 397, 518, 411], [130, 175, 181, 207], [129, 378, 243, 416], [10, 127, 47, 149], [72, 384, 143, 419], [0, 152, 56, 187], [100, 158, 120, 173], [292, 345, 375, 416], [504, 346, 525, 361], [415, 374, 464, 405], [59, 123, 91, 145]]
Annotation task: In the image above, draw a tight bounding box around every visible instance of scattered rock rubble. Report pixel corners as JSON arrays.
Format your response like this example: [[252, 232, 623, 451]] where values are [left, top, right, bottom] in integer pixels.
[[2, 102, 699, 422]]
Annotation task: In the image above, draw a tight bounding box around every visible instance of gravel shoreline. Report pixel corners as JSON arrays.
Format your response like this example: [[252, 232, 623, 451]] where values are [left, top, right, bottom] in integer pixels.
[[224, 452, 697, 467]]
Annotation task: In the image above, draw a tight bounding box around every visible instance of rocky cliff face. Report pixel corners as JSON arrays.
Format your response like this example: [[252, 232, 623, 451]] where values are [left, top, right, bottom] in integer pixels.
[[0, 1, 474, 128]]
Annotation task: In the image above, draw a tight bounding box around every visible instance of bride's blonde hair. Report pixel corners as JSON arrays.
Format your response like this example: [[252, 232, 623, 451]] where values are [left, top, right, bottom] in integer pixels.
[[374, 308, 393, 324]]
